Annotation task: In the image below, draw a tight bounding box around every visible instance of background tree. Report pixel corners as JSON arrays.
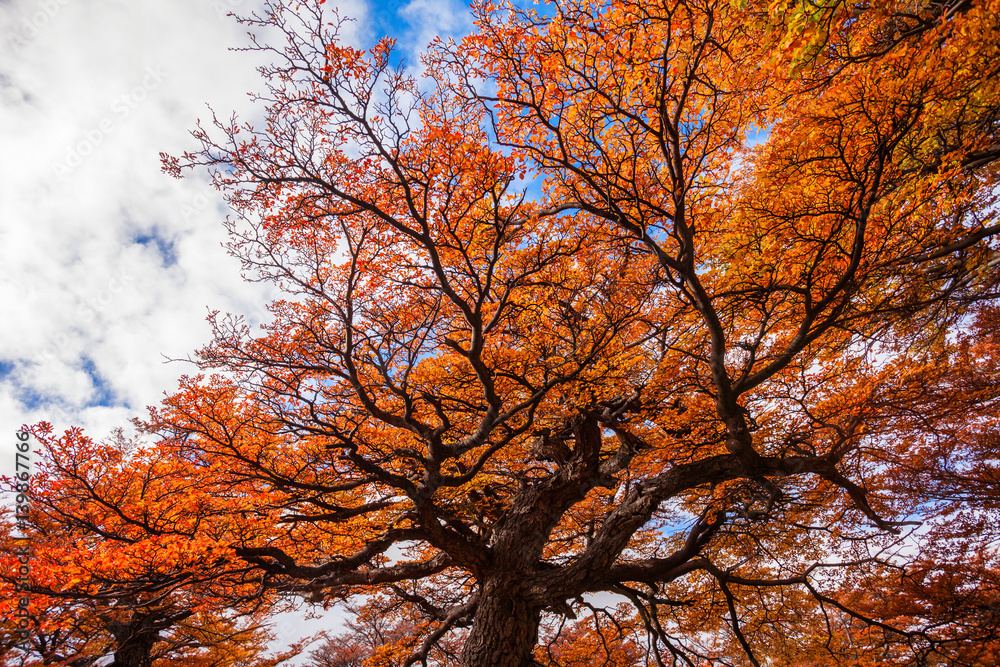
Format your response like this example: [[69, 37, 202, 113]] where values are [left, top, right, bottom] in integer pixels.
[[140, 0, 1000, 665], [305, 599, 424, 667], [0, 425, 305, 667], [534, 607, 644, 667]]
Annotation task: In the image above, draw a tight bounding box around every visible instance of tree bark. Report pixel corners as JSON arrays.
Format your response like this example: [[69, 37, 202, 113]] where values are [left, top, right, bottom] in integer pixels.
[[106, 609, 186, 667], [459, 576, 541, 667], [109, 633, 156, 667]]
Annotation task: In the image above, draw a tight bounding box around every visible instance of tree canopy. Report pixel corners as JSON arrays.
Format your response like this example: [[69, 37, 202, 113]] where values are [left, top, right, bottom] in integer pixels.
[[1, 426, 306, 667], [7, 0, 1000, 665]]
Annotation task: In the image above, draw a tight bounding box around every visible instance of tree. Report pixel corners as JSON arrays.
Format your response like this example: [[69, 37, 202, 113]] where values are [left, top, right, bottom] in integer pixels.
[[0, 425, 305, 667], [533, 606, 644, 667], [150, 0, 1000, 665], [305, 599, 424, 667]]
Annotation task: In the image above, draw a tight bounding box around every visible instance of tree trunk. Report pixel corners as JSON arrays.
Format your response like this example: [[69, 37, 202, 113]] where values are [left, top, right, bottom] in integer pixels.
[[107, 616, 158, 667], [109, 634, 155, 667], [460, 577, 541, 667]]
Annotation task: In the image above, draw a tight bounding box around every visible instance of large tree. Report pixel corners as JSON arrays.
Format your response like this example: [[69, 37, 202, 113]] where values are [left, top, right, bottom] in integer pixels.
[[149, 0, 1000, 664]]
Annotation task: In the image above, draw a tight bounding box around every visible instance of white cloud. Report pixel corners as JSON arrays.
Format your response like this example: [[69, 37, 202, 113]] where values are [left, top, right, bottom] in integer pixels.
[[398, 0, 472, 66], [0, 0, 483, 511], [0, 0, 374, 444]]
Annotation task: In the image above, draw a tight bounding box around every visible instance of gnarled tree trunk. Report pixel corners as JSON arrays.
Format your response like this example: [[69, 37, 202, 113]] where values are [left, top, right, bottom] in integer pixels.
[[460, 576, 541, 667]]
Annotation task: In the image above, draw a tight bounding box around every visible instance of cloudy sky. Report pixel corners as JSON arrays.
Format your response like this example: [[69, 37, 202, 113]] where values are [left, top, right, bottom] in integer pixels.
[[0, 0, 472, 654], [0, 0, 472, 440]]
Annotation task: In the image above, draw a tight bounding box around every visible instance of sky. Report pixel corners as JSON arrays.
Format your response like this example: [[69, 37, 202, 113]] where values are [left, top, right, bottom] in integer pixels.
[[0, 0, 473, 444], [0, 0, 473, 657]]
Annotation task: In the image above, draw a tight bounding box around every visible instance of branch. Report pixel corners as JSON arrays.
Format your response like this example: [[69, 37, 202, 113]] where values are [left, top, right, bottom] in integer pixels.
[[402, 596, 478, 667]]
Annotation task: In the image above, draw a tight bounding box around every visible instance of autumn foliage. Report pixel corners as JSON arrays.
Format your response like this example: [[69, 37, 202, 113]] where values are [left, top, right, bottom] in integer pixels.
[[1, 426, 305, 667], [6, 0, 1000, 665]]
